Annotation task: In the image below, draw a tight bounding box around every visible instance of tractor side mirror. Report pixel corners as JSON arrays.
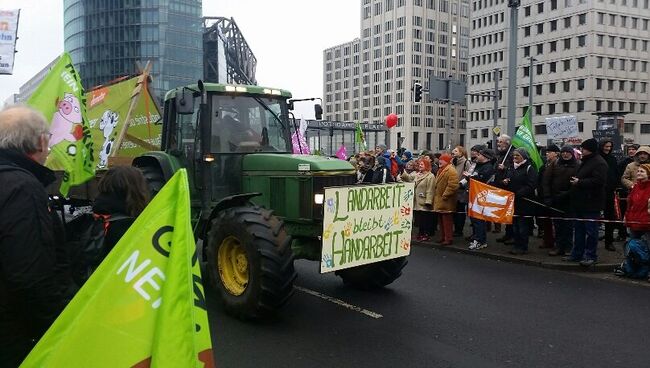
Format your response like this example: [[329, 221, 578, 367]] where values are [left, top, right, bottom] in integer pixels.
[[287, 100, 294, 110], [314, 104, 323, 120], [175, 88, 195, 115]]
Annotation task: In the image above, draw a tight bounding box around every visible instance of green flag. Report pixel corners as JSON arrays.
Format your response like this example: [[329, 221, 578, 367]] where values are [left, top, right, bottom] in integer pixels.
[[27, 52, 95, 196], [511, 108, 543, 170], [21, 169, 215, 368], [355, 122, 367, 151]]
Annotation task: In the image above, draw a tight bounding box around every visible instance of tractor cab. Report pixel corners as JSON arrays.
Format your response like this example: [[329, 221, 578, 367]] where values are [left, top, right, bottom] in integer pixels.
[[161, 84, 293, 201]]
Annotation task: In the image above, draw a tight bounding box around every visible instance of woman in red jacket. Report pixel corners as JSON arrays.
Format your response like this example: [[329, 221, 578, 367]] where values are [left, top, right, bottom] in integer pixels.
[[625, 163, 650, 238]]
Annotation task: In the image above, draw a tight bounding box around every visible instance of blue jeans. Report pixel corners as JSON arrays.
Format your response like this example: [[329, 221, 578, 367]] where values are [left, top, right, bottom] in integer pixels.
[[572, 212, 600, 261], [512, 216, 529, 251], [553, 217, 574, 253], [471, 218, 486, 244]]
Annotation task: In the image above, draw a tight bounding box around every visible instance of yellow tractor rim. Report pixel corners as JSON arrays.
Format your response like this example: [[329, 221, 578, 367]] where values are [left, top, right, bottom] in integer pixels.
[[217, 236, 249, 296]]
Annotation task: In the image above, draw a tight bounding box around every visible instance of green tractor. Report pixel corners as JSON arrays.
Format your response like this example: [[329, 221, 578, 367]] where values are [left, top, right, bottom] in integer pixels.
[[132, 81, 407, 319]]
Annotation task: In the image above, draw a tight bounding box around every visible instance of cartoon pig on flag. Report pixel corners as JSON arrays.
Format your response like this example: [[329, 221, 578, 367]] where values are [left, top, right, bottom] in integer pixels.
[[49, 93, 85, 148]]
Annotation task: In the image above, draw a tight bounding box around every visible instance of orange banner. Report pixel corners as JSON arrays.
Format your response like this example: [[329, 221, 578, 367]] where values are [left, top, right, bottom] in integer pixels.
[[468, 179, 515, 224]]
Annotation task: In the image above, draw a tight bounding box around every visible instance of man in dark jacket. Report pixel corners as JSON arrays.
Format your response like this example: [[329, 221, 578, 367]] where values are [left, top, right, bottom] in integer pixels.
[[0, 106, 77, 366], [494, 135, 514, 242], [543, 146, 580, 256], [568, 138, 609, 266], [599, 139, 620, 251], [468, 148, 496, 250]]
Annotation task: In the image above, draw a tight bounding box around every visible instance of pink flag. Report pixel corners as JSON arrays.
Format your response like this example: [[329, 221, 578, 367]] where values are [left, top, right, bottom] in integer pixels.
[[291, 118, 310, 154], [335, 145, 347, 160]]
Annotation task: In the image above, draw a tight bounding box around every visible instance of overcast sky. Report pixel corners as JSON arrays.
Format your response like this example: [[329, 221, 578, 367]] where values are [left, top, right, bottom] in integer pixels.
[[1, 0, 360, 118]]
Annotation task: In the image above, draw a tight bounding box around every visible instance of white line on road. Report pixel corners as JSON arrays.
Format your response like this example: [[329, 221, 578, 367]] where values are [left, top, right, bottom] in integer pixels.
[[294, 286, 383, 319]]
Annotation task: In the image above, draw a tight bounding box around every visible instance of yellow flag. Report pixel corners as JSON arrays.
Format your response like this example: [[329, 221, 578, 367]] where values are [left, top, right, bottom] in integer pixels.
[[21, 169, 214, 367]]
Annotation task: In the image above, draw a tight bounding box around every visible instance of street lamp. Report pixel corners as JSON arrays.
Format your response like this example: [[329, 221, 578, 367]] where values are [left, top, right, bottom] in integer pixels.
[[529, 57, 537, 125], [506, 0, 520, 137]]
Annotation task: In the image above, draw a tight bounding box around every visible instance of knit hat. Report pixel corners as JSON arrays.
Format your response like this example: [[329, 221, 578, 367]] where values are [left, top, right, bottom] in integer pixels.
[[580, 138, 599, 153], [439, 153, 453, 165], [640, 164, 650, 177], [471, 144, 486, 153], [479, 148, 495, 160], [514, 148, 530, 161], [546, 144, 560, 153], [376, 144, 387, 152], [560, 145, 574, 154]]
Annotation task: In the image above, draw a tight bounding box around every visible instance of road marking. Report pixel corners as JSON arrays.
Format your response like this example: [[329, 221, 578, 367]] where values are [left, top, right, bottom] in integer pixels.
[[294, 286, 383, 319]]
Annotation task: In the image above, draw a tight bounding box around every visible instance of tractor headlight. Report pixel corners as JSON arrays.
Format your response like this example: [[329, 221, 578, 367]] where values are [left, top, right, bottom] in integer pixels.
[[314, 193, 324, 205]]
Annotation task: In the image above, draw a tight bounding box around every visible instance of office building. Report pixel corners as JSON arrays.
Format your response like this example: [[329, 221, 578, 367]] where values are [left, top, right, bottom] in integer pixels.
[[467, 0, 650, 148], [323, 0, 471, 152], [63, 0, 203, 100]]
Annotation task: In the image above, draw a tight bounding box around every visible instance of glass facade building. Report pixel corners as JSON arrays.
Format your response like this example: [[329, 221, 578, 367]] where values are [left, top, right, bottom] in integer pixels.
[[63, 0, 203, 101]]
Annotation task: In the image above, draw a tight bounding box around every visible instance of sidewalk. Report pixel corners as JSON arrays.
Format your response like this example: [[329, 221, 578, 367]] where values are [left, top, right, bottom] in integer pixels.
[[412, 226, 625, 272]]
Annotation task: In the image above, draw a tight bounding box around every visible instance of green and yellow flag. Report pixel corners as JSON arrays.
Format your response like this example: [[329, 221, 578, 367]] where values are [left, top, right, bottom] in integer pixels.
[[512, 107, 543, 170], [21, 169, 214, 368], [355, 122, 367, 151], [27, 52, 95, 196]]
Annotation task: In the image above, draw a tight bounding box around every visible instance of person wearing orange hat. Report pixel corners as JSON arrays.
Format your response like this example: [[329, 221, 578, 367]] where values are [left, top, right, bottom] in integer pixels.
[[433, 153, 459, 245], [624, 163, 650, 239]]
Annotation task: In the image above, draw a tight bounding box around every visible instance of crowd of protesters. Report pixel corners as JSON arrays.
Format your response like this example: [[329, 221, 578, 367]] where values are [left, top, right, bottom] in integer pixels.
[[349, 135, 650, 268]]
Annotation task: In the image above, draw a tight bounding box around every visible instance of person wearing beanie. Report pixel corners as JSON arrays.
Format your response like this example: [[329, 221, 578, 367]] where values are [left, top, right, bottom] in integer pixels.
[[599, 139, 623, 251], [433, 153, 459, 245], [567, 138, 609, 266], [623, 163, 650, 239], [543, 145, 580, 256], [501, 147, 538, 255], [467, 148, 497, 250], [621, 145, 650, 190]]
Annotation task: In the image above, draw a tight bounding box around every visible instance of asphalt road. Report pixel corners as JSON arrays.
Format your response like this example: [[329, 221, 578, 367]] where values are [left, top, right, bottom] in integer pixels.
[[206, 246, 650, 368]]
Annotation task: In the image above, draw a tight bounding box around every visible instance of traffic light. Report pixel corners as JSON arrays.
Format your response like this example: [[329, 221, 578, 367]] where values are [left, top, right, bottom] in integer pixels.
[[413, 82, 423, 102]]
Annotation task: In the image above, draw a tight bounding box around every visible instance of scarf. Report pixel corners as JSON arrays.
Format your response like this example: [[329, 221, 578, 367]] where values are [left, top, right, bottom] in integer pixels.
[[513, 159, 528, 170]]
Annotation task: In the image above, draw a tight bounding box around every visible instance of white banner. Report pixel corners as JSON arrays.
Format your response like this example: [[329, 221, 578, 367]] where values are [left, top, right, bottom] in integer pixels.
[[0, 9, 20, 75], [545, 115, 578, 139], [320, 182, 414, 273]]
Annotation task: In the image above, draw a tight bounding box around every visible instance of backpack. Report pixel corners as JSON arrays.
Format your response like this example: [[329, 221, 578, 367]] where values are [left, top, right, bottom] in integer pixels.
[[618, 238, 650, 279], [66, 213, 132, 285]]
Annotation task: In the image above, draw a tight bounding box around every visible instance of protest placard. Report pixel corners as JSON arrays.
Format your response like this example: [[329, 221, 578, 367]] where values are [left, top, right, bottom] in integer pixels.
[[545, 115, 578, 139]]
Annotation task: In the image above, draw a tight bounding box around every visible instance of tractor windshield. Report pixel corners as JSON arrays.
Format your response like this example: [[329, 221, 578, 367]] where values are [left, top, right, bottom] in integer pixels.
[[210, 94, 291, 153]]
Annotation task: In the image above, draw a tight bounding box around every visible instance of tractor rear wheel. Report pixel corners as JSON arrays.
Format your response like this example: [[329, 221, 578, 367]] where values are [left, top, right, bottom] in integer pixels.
[[335, 257, 408, 290], [206, 206, 296, 319]]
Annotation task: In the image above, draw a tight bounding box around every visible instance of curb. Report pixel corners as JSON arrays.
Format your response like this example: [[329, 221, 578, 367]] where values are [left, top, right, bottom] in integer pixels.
[[412, 240, 619, 272]]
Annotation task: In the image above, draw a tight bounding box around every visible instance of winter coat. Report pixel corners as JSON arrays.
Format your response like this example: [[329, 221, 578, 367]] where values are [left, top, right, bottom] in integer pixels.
[[505, 161, 538, 216], [433, 165, 459, 212], [472, 160, 496, 184], [570, 152, 608, 213], [621, 146, 650, 189], [494, 145, 514, 188], [92, 192, 135, 252], [618, 156, 635, 196], [400, 171, 416, 183], [542, 157, 580, 211], [413, 171, 436, 211], [372, 167, 394, 184], [599, 149, 620, 191], [0, 149, 77, 365], [625, 180, 650, 231], [357, 168, 374, 184], [453, 156, 471, 203]]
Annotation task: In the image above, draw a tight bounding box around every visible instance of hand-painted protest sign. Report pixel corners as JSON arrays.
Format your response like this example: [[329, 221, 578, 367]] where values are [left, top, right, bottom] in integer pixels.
[[320, 182, 415, 273], [21, 170, 214, 367], [468, 179, 515, 224], [545, 115, 578, 139]]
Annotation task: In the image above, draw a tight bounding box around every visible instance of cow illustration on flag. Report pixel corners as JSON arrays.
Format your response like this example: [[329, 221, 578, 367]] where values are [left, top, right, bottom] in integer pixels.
[[468, 179, 515, 224]]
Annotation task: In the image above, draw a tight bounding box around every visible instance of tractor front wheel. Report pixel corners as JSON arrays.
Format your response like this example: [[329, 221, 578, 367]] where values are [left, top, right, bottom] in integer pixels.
[[335, 257, 408, 290], [206, 206, 296, 319]]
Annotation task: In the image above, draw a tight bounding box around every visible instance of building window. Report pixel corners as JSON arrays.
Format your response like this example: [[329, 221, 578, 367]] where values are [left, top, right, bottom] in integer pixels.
[[641, 124, 650, 134], [563, 81, 570, 92], [471, 129, 477, 139], [563, 102, 570, 113], [550, 20, 557, 31], [534, 125, 547, 135], [625, 123, 636, 134], [577, 101, 585, 112], [481, 128, 489, 138]]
